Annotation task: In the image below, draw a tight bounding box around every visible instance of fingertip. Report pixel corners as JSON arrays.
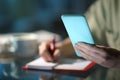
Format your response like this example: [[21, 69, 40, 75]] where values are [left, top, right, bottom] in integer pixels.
[[74, 44, 79, 51], [46, 54, 54, 62], [47, 59, 54, 62], [43, 56, 54, 62]]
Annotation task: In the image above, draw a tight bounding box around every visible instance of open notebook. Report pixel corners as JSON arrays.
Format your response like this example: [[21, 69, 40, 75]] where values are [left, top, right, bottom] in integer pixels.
[[23, 57, 95, 72]]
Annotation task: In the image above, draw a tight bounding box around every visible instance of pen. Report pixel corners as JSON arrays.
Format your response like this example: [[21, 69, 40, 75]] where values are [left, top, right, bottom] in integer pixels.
[[49, 37, 55, 57]]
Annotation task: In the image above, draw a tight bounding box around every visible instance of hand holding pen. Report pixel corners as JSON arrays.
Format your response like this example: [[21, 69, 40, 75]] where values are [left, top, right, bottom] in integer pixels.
[[39, 37, 60, 62]]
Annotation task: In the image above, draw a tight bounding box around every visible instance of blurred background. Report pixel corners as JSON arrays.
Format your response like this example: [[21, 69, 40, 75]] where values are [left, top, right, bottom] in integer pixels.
[[0, 0, 96, 79], [0, 0, 95, 39]]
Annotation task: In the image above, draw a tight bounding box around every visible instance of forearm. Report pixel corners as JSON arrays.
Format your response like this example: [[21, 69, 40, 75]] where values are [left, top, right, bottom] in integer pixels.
[[56, 37, 77, 58]]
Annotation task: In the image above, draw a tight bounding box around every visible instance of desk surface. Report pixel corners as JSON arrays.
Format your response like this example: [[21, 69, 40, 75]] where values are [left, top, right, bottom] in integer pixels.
[[0, 54, 110, 80]]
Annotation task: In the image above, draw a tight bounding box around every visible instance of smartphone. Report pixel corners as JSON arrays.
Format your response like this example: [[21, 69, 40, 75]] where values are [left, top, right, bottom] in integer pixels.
[[61, 15, 95, 57]]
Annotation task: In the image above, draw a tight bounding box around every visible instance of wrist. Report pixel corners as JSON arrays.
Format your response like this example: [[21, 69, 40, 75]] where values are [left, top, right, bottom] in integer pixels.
[[56, 40, 76, 58]]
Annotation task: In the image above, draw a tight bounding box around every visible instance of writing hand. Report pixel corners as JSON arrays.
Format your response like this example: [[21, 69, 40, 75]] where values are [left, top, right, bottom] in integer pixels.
[[39, 39, 60, 62]]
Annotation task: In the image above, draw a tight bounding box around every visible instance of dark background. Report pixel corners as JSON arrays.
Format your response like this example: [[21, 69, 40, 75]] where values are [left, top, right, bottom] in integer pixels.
[[0, 0, 95, 38]]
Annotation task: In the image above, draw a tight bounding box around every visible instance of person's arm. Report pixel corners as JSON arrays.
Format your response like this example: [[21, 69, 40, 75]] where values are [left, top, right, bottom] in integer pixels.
[[56, 37, 76, 58]]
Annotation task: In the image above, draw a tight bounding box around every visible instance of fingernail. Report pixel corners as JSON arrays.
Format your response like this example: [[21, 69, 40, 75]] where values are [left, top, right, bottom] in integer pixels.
[[74, 45, 77, 48], [74, 44, 79, 48]]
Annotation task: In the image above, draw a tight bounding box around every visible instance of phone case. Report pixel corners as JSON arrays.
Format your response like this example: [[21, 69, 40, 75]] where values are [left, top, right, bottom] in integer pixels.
[[61, 15, 94, 57]]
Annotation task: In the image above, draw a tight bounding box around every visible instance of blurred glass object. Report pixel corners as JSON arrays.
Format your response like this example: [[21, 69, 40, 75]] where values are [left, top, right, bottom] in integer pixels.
[[0, 35, 16, 63], [13, 33, 38, 58]]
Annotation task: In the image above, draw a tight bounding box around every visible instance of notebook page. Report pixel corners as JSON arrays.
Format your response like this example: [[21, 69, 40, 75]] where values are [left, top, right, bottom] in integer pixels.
[[26, 57, 58, 70], [55, 58, 92, 70]]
